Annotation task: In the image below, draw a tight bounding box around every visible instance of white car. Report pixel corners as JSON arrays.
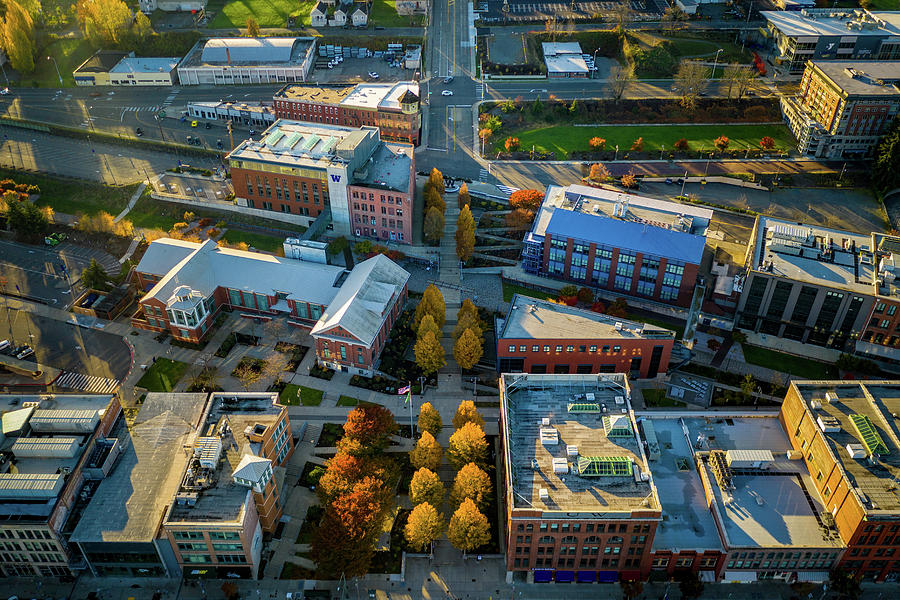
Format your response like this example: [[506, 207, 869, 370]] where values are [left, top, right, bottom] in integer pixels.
[[368, 72, 379, 79], [442, 90, 453, 96], [0, 88, 8, 95]]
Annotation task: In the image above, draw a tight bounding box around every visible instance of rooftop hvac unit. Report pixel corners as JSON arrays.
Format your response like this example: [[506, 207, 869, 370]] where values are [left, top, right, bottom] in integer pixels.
[[786, 450, 803, 460], [542, 417, 550, 426], [21, 401, 42, 408], [726, 449, 774, 469], [817, 415, 841, 433], [811, 400, 823, 410], [531, 458, 540, 470], [539, 488, 549, 501], [825, 392, 839, 403], [540, 427, 559, 445], [585, 393, 595, 402], [552, 458, 569, 474], [615, 396, 625, 405], [846, 443, 867, 459], [566, 445, 578, 457]]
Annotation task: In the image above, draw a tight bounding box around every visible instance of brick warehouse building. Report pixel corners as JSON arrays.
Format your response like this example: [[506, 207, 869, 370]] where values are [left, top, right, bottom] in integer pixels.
[[227, 120, 414, 241], [272, 81, 421, 145], [780, 381, 900, 582], [522, 185, 709, 308], [497, 294, 675, 378], [499, 374, 661, 584], [131, 238, 410, 377]]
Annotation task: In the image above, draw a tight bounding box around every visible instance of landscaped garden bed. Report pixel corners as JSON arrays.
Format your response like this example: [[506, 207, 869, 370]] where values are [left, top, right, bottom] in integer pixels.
[[308, 364, 335, 381], [316, 423, 345, 448], [230, 356, 265, 377]]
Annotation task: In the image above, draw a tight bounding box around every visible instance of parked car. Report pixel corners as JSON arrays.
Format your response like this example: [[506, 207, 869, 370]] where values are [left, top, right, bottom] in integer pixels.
[[368, 71, 379, 79], [216, 139, 224, 149], [44, 232, 67, 246], [15, 347, 34, 360], [0, 87, 9, 95], [443, 76, 454, 84]]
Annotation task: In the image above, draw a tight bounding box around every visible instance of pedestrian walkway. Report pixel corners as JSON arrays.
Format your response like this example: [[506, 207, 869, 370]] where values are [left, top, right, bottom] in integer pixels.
[[114, 182, 147, 223], [54, 370, 120, 394]]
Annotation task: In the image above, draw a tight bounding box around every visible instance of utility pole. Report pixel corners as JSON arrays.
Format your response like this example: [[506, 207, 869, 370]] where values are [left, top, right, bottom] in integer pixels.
[[227, 120, 235, 150]]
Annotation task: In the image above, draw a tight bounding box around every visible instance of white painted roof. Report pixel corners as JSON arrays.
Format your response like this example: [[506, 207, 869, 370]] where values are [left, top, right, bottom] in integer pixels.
[[110, 57, 179, 74], [232, 454, 271, 482], [0, 473, 65, 499], [201, 38, 299, 63]]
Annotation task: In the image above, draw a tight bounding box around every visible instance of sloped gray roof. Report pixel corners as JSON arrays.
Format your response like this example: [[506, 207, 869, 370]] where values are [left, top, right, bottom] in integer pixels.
[[200, 38, 299, 63]]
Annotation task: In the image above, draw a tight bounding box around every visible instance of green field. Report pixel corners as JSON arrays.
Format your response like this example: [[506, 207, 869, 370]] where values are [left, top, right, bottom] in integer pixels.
[[741, 344, 837, 379], [33, 38, 95, 88], [279, 384, 324, 406], [0, 168, 136, 217], [501, 281, 555, 303], [337, 395, 360, 406], [497, 124, 795, 159], [642, 387, 686, 408], [209, 0, 317, 28], [221, 229, 284, 252], [136, 358, 189, 392], [370, 0, 424, 26]]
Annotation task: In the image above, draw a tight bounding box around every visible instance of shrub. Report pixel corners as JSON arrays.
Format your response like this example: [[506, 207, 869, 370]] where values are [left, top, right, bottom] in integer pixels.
[[674, 138, 689, 151], [172, 222, 189, 230], [714, 136, 730, 151], [760, 136, 776, 150], [630, 137, 644, 152], [621, 170, 638, 189], [504, 137, 520, 152], [589, 137, 606, 151]]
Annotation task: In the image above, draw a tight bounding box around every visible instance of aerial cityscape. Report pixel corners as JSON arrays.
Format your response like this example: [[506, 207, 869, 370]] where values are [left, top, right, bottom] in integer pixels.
[[0, 0, 898, 598]]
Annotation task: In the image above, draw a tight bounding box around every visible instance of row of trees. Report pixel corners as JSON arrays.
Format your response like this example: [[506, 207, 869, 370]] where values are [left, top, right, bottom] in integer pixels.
[[413, 286, 485, 373], [405, 401, 493, 555], [310, 405, 400, 578], [424, 168, 447, 244]]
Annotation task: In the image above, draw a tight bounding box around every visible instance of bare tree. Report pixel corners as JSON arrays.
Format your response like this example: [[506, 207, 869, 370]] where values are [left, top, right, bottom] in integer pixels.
[[613, 2, 632, 35], [263, 351, 292, 382], [608, 65, 633, 100], [661, 5, 685, 32], [674, 60, 710, 111], [725, 64, 756, 99]]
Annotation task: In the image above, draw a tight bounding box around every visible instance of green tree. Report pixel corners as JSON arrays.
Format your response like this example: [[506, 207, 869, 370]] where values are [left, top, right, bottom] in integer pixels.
[[453, 328, 483, 370], [428, 167, 445, 195], [404, 502, 445, 552], [132, 10, 151, 41], [76, 0, 133, 46], [6, 197, 48, 241], [245, 16, 260, 36], [409, 467, 444, 506], [453, 400, 485, 430], [417, 313, 440, 342], [424, 206, 444, 244], [417, 401, 442, 437], [447, 422, 488, 468], [455, 205, 475, 262], [413, 284, 446, 331], [414, 331, 445, 375], [457, 183, 470, 209], [80, 258, 110, 291], [410, 431, 443, 471], [327, 235, 349, 256], [0, 0, 35, 73], [740, 374, 756, 403], [874, 117, 900, 192], [449, 462, 492, 511], [447, 498, 490, 554]]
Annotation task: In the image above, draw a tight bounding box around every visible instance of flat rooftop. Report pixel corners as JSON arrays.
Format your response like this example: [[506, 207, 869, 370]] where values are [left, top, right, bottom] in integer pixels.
[[762, 9, 900, 37], [274, 84, 354, 103], [501, 374, 659, 515], [180, 37, 314, 68], [500, 294, 675, 342], [750, 217, 892, 297], [811, 61, 900, 96], [792, 381, 900, 514], [640, 417, 723, 552], [166, 393, 284, 523], [685, 415, 841, 549], [342, 82, 419, 111], [110, 57, 179, 74], [529, 184, 711, 265], [71, 393, 208, 544], [352, 143, 411, 193]]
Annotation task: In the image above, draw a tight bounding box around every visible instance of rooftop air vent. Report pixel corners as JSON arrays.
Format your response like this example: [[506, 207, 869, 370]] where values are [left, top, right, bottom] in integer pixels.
[[539, 488, 549, 501]]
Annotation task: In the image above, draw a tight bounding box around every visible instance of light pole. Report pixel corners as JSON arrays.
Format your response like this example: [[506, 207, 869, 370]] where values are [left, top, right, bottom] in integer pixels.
[[0, 62, 8, 86], [47, 56, 63, 86], [712, 48, 723, 80], [660, 144, 665, 160], [614, 144, 619, 160], [592, 49, 599, 79], [680, 170, 688, 197], [705, 152, 713, 177]]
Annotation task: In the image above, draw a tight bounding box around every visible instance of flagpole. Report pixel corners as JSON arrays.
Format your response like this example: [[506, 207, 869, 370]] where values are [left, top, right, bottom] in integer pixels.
[[408, 380, 413, 439]]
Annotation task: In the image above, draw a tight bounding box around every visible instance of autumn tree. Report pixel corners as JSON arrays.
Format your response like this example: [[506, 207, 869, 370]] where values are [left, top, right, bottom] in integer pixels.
[[453, 299, 484, 340], [504, 208, 535, 231], [760, 136, 776, 150], [589, 163, 611, 182], [409, 467, 444, 506], [621, 170, 638, 189], [449, 462, 492, 511], [448, 422, 488, 469], [245, 16, 260, 36], [448, 498, 490, 554], [589, 137, 606, 151], [674, 138, 690, 152], [457, 182, 470, 209], [504, 136, 520, 152], [674, 60, 709, 111], [714, 135, 730, 151], [424, 185, 446, 214], [404, 502, 445, 552], [76, 0, 132, 46], [429, 167, 445, 195], [508, 189, 543, 212], [424, 206, 445, 244], [0, 0, 34, 73], [343, 404, 396, 451], [233, 360, 262, 391], [414, 331, 445, 375], [453, 400, 485, 430], [418, 402, 443, 437], [316, 453, 397, 506], [410, 431, 443, 471], [414, 284, 446, 331], [417, 313, 441, 343], [453, 328, 483, 370], [630, 137, 644, 152], [606, 297, 629, 318], [455, 204, 475, 262]]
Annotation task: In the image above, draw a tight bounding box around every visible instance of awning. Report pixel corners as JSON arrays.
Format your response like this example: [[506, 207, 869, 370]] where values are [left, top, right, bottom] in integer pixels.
[[597, 571, 618, 583], [576, 571, 596, 583], [620, 570, 642, 581], [796, 571, 829, 582], [533, 570, 553, 583], [555, 571, 574, 583], [699, 570, 717, 582], [723, 571, 758, 583]]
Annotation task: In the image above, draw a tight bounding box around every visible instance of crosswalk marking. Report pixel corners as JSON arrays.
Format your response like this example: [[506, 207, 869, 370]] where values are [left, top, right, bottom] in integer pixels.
[[121, 106, 163, 112], [475, 83, 484, 100], [55, 371, 120, 394], [479, 169, 488, 182], [496, 184, 519, 197]]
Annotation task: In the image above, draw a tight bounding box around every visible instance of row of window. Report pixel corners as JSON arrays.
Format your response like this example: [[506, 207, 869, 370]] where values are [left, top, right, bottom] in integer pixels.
[[172, 530, 241, 540], [518, 557, 642, 569], [182, 554, 249, 564], [652, 556, 718, 568], [516, 522, 650, 534], [0, 530, 53, 540], [0, 552, 64, 563], [506, 343, 624, 354]]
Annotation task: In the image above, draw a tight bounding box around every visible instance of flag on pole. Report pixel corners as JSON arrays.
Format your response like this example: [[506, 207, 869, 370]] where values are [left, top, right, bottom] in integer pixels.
[[398, 385, 410, 395]]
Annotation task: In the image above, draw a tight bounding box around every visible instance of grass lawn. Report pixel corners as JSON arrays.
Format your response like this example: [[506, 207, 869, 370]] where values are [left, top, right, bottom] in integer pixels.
[[870, 0, 899, 8], [128, 194, 183, 231], [0, 168, 137, 217], [497, 124, 795, 159], [369, 0, 424, 26], [627, 314, 685, 340], [741, 344, 837, 379], [210, 0, 316, 28], [642, 387, 686, 407], [502, 281, 555, 303], [136, 358, 189, 392], [221, 229, 284, 253], [32, 38, 95, 88], [336, 395, 360, 406], [278, 384, 324, 406]]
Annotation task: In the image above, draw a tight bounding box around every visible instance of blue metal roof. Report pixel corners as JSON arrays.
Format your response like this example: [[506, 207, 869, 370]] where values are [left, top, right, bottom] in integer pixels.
[[545, 209, 706, 265]]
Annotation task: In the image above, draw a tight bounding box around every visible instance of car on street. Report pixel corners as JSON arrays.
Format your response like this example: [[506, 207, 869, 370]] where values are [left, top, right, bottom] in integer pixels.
[[216, 139, 224, 149], [443, 76, 454, 84], [15, 347, 34, 360], [442, 90, 453, 96], [368, 72, 379, 79], [249, 129, 256, 135], [44, 232, 67, 246], [135, 127, 144, 137], [191, 120, 198, 127]]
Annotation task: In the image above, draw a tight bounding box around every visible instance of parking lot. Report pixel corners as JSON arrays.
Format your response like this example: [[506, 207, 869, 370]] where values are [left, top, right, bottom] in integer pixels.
[[311, 53, 418, 84], [156, 173, 234, 203]]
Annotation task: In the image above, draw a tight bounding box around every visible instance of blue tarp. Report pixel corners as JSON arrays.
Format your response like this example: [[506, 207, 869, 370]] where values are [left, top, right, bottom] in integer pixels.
[[577, 571, 596, 583], [597, 571, 619, 583], [533, 570, 553, 583], [555, 571, 575, 583]]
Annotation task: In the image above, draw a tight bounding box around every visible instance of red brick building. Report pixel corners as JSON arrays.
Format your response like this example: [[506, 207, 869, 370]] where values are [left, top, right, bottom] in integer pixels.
[[497, 295, 675, 379], [272, 82, 421, 145], [780, 381, 900, 582]]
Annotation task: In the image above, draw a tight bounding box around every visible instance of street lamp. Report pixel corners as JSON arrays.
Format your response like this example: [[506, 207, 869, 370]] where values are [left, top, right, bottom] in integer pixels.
[[47, 56, 63, 86], [614, 144, 619, 161], [660, 144, 665, 160], [592, 49, 599, 79], [712, 48, 724, 81]]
